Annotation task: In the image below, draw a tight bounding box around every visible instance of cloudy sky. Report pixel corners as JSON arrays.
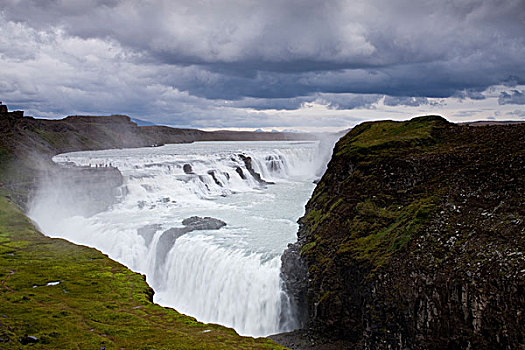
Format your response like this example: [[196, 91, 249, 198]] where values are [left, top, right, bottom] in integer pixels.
[[1, 0, 524, 131]]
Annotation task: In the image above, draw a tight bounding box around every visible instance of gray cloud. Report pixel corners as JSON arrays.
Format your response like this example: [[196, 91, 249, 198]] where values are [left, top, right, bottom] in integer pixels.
[[383, 96, 430, 107], [454, 89, 486, 101], [498, 90, 525, 105], [507, 109, 525, 118], [1, 0, 524, 127]]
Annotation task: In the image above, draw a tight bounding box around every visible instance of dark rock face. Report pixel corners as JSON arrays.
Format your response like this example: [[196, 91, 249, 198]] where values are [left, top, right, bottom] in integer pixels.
[[207, 170, 222, 186], [183, 164, 193, 174], [156, 217, 226, 265], [238, 154, 274, 185], [282, 117, 525, 349], [280, 242, 308, 329], [156, 227, 191, 264], [235, 166, 246, 180]]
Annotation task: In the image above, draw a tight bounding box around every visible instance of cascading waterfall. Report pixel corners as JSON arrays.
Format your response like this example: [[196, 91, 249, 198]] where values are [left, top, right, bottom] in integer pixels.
[[29, 141, 328, 337]]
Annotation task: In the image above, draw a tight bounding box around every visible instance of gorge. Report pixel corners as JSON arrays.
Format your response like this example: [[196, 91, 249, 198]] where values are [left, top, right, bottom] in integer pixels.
[[29, 141, 329, 337]]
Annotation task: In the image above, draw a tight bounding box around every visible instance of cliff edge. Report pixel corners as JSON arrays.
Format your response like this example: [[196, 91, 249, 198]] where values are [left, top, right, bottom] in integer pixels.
[[282, 116, 524, 349]]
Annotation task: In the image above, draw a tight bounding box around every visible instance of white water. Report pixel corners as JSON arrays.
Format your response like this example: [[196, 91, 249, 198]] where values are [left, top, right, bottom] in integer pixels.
[[29, 141, 328, 337]]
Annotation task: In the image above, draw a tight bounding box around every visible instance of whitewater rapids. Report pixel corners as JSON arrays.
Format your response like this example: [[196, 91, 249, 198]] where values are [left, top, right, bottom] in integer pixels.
[[29, 141, 328, 337]]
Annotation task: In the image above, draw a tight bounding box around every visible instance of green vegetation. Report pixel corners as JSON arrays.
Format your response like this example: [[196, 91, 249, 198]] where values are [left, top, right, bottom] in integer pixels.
[[336, 115, 446, 157], [339, 197, 436, 268], [301, 116, 448, 272], [0, 196, 284, 349]]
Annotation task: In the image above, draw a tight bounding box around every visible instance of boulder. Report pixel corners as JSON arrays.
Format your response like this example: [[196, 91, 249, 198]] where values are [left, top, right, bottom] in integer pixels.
[[182, 216, 226, 231], [20, 336, 38, 344]]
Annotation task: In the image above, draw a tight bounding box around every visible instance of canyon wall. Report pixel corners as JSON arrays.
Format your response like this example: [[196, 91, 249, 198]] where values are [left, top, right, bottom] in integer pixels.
[[282, 116, 524, 349]]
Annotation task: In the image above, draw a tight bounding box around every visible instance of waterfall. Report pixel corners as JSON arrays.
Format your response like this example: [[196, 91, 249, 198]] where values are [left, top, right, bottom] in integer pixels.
[[29, 141, 326, 337]]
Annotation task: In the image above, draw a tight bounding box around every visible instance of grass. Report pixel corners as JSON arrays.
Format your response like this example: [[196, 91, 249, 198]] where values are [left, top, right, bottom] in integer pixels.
[[0, 196, 285, 349], [336, 115, 446, 157]]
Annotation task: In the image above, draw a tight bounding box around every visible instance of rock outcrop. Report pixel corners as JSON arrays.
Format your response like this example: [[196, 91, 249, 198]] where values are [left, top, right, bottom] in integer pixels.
[[282, 116, 525, 349], [182, 216, 227, 230], [239, 154, 274, 185], [137, 224, 162, 246], [155, 217, 227, 265]]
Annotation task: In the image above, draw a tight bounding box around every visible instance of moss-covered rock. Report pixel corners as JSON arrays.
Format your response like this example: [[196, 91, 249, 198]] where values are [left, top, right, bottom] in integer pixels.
[[282, 116, 524, 349]]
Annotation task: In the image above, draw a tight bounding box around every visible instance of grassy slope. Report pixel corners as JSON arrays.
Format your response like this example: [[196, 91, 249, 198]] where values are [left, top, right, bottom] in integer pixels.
[[0, 199, 284, 349]]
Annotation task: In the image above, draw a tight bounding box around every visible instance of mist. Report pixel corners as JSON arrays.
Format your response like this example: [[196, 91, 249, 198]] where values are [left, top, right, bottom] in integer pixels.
[[27, 140, 334, 336]]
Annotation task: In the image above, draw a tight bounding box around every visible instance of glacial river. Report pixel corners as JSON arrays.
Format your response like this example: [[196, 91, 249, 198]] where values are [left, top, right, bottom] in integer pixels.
[[29, 141, 329, 336]]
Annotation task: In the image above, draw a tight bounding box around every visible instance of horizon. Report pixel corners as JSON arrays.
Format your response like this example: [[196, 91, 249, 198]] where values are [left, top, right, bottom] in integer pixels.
[[1, 1, 524, 131], [2, 101, 523, 134]]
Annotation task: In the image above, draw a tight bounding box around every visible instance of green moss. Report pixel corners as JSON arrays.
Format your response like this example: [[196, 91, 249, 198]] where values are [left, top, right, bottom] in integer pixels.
[[319, 290, 331, 304], [302, 117, 449, 275], [329, 198, 343, 212], [336, 115, 446, 157], [348, 197, 436, 268], [0, 196, 285, 349], [301, 242, 317, 254], [303, 209, 327, 233]]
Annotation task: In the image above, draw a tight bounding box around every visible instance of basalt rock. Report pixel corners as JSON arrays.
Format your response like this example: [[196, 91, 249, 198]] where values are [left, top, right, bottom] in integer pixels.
[[238, 154, 274, 185], [182, 216, 227, 231], [156, 217, 226, 265], [156, 227, 191, 265], [235, 166, 246, 180], [280, 242, 308, 329], [207, 170, 223, 186], [281, 116, 525, 349]]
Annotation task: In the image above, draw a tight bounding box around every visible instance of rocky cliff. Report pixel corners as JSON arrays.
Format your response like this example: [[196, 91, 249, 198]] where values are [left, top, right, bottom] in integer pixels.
[[282, 116, 524, 349]]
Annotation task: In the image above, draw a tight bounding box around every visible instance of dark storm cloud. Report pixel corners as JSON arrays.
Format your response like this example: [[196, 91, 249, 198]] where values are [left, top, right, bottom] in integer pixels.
[[1, 0, 524, 125], [498, 90, 525, 105], [454, 89, 487, 101]]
